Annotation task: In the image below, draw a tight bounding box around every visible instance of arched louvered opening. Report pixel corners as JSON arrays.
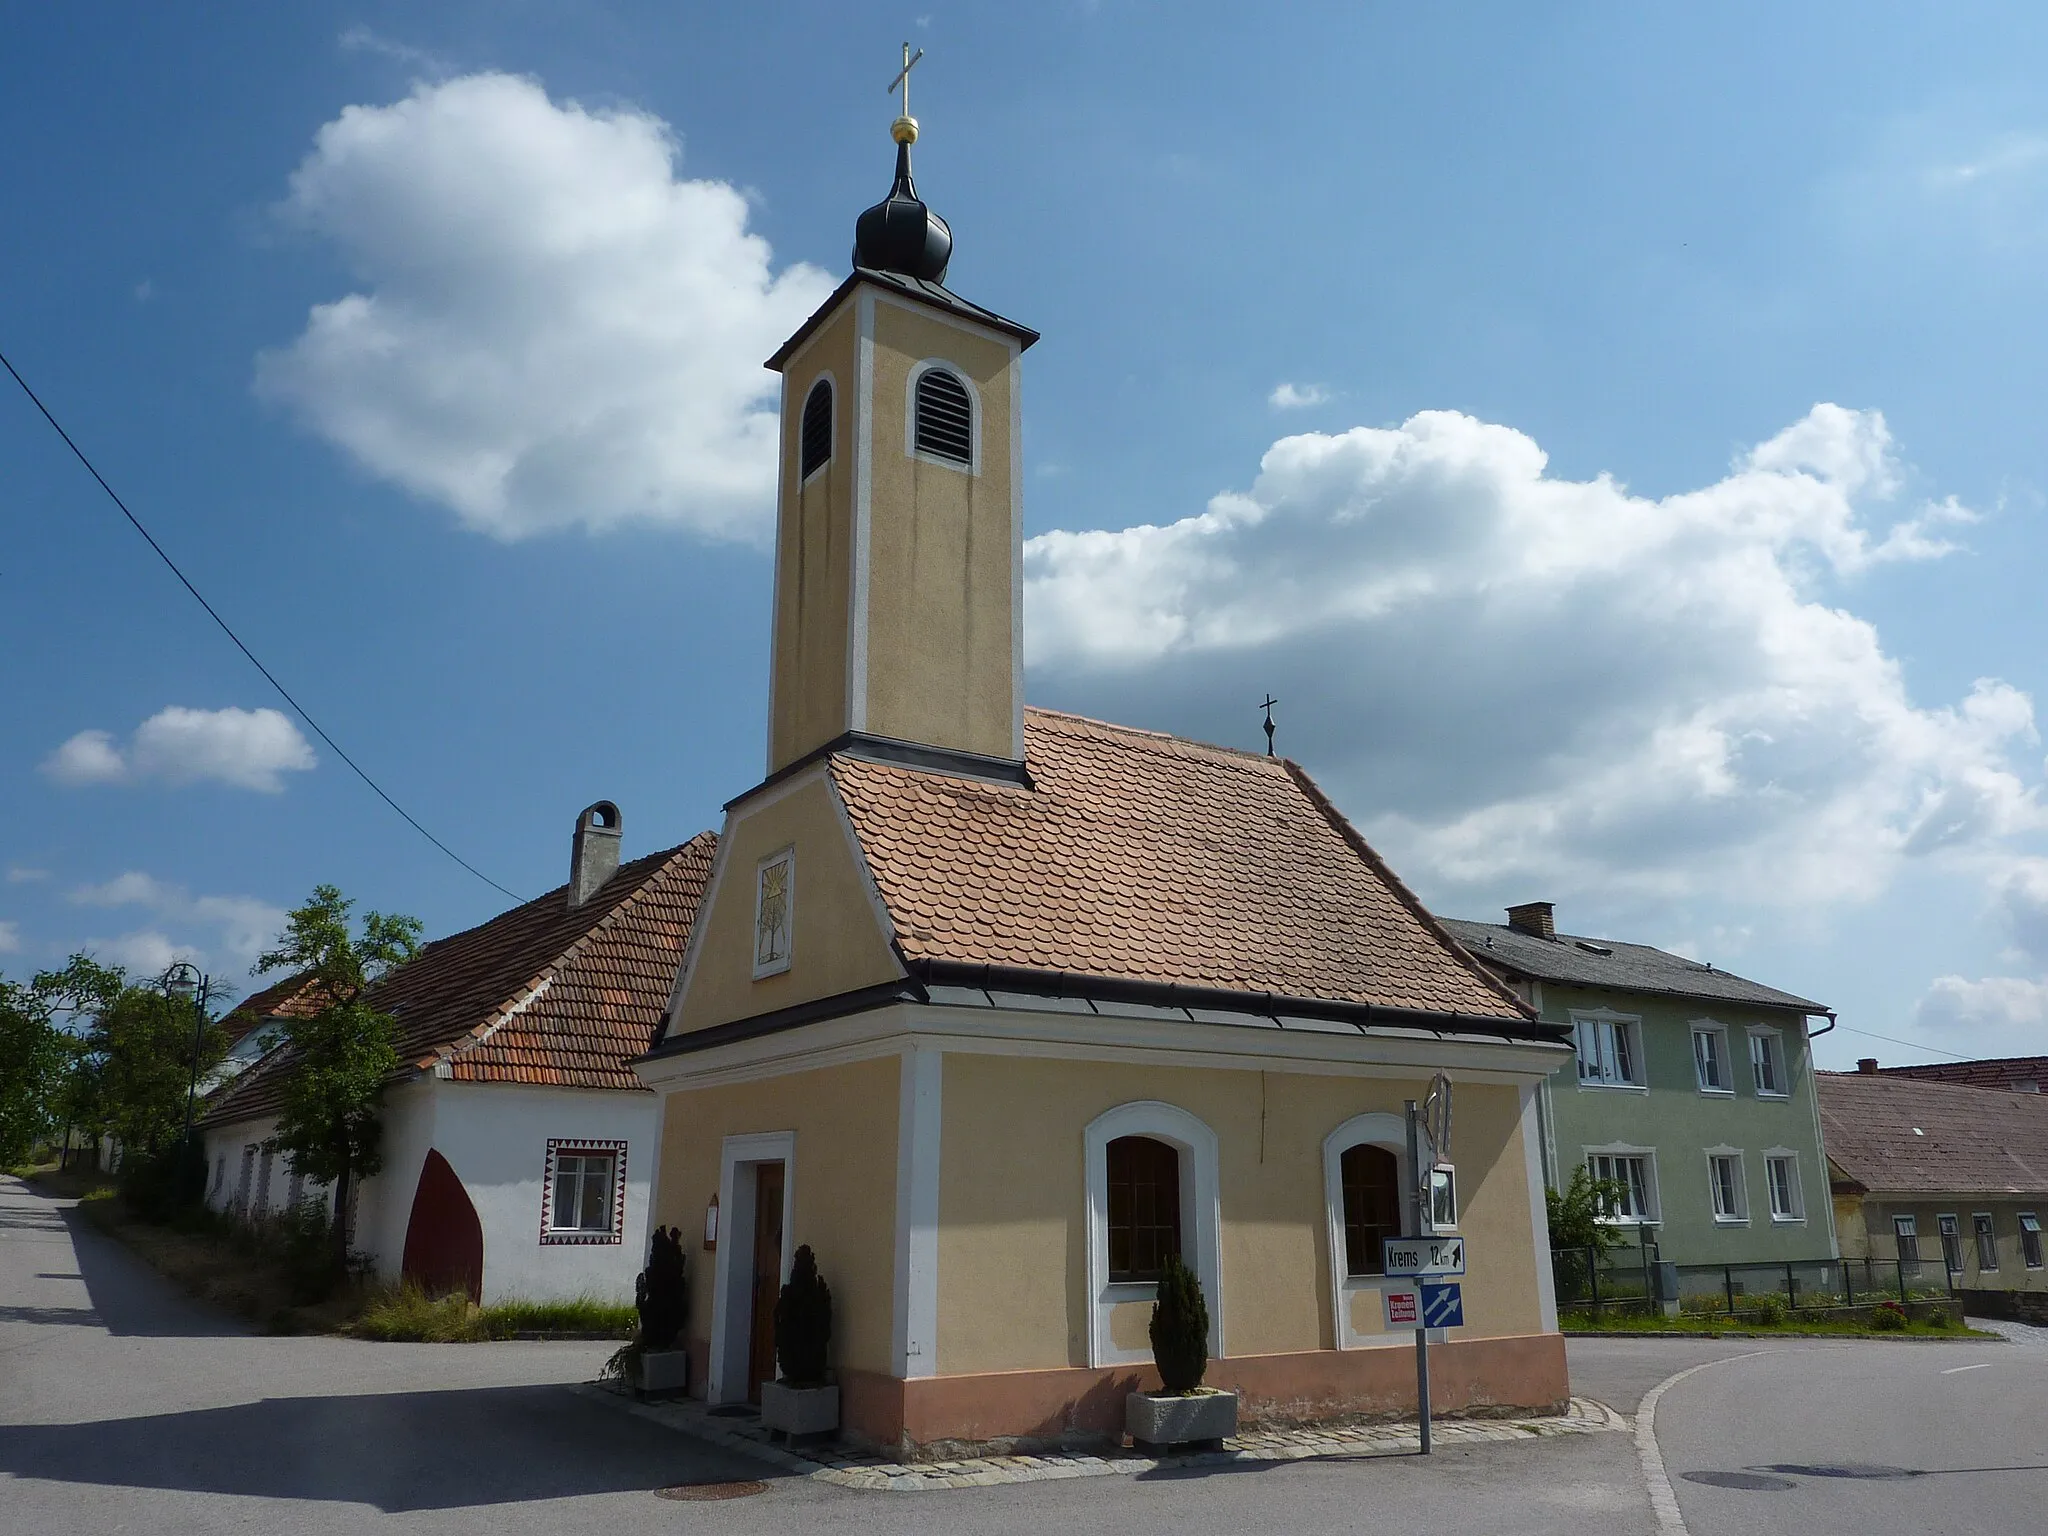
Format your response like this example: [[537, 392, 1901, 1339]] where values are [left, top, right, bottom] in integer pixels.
[[800, 378, 833, 479], [912, 366, 974, 466]]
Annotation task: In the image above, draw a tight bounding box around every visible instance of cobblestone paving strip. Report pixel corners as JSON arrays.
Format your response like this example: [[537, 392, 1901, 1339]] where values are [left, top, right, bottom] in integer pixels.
[[573, 1384, 1628, 1493]]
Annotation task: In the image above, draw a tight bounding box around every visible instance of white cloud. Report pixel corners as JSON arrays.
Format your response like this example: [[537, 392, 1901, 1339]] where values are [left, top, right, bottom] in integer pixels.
[[1914, 975, 2048, 1055], [256, 71, 835, 541], [81, 931, 187, 979], [69, 873, 286, 975], [5, 867, 48, 884], [0, 921, 19, 954], [42, 707, 315, 793], [1268, 382, 1329, 410], [1025, 404, 2037, 919]]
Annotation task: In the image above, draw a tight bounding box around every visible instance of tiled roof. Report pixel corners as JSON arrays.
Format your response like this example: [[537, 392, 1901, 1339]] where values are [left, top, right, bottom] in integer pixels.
[[216, 973, 328, 1051], [1438, 919, 1824, 1015], [829, 708, 1528, 1022], [1872, 1057, 2048, 1093], [201, 834, 716, 1128], [1817, 1072, 2048, 1198]]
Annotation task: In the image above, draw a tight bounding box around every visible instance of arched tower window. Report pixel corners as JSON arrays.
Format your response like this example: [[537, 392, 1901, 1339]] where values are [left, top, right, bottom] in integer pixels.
[[912, 366, 973, 465], [1105, 1134, 1181, 1282], [800, 378, 834, 480]]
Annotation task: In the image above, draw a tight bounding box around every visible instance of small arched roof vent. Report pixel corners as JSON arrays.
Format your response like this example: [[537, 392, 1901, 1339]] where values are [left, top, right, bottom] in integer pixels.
[[913, 367, 972, 465], [800, 378, 833, 480]]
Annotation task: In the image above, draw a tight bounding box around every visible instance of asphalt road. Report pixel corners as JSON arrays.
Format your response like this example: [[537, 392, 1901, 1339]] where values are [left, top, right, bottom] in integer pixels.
[[14, 1173, 2042, 1535]]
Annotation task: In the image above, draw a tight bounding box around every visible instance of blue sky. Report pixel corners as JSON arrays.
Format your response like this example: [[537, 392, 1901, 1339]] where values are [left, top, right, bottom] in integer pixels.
[[7, 3, 2048, 1068]]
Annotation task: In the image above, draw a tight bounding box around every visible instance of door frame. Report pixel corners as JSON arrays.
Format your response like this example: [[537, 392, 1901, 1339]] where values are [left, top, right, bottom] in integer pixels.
[[708, 1131, 797, 1404]]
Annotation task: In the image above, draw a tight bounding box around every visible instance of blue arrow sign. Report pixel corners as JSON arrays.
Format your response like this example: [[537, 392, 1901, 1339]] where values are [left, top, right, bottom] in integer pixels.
[[1420, 1281, 1464, 1329]]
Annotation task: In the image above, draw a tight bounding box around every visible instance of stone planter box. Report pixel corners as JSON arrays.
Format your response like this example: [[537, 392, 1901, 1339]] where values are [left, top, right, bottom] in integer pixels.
[[1126, 1387, 1238, 1452], [634, 1348, 690, 1399], [761, 1380, 839, 1440]]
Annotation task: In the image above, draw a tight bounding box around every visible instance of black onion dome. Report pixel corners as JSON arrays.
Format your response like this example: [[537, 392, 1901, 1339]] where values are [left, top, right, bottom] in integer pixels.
[[852, 140, 952, 281]]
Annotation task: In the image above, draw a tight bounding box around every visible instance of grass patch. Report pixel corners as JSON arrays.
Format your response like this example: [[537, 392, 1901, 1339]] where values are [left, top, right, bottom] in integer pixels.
[[1562, 1308, 1994, 1339], [353, 1283, 635, 1342]]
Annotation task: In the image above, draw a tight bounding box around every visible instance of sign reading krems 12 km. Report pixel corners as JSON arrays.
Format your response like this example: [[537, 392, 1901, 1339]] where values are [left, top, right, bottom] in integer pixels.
[[1383, 1236, 1466, 1331], [1381, 1235, 1466, 1279]]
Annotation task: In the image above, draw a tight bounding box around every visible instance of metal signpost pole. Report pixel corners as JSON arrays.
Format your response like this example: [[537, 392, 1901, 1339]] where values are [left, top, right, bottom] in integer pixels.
[[1406, 1098, 1430, 1455]]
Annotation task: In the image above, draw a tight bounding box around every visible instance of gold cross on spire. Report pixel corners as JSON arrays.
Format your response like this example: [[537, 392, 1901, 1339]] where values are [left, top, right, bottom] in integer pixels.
[[888, 42, 925, 144]]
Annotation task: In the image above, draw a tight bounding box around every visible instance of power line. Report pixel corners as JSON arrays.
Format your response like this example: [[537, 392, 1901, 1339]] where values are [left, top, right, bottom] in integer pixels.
[[2, 346, 526, 904], [1831, 1022, 1974, 1062]]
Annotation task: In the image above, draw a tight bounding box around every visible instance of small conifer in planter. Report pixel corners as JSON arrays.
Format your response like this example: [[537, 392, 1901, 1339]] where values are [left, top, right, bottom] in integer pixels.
[[636, 1225, 687, 1351], [774, 1244, 834, 1387], [1149, 1253, 1210, 1393]]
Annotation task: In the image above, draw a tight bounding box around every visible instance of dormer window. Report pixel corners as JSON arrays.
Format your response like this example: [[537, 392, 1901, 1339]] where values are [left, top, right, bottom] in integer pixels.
[[800, 378, 833, 480], [912, 365, 973, 466]]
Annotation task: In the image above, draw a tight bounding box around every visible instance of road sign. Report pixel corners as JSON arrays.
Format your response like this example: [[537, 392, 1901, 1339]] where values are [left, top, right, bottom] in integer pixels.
[[1383, 1235, 1467, 1278], [1420, 1281, 1464, 1329], [1383, 1286, 1420, 1328]]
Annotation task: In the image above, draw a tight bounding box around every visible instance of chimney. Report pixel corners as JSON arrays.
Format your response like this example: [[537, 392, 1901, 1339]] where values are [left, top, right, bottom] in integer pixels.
[[1505, 901, 1556, 941], [1857, 1057, 1879, 1074], [569, 801, 622, 909]]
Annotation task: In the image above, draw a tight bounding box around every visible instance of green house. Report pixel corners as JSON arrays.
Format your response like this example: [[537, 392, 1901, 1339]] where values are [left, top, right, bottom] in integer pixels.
[[1441, 902, 1838, 1268]]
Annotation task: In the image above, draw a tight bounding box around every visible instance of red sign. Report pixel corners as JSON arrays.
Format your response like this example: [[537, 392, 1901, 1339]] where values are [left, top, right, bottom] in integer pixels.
[[1384, 1288, 1420, 1327]]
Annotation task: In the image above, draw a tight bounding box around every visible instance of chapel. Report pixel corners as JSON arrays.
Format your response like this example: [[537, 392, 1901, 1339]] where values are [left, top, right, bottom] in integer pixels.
[[635, 91, 1573, 1455]]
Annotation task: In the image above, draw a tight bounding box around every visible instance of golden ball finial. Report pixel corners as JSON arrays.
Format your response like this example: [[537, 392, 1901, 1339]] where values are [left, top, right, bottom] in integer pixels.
[[891, 115, 919, 145]]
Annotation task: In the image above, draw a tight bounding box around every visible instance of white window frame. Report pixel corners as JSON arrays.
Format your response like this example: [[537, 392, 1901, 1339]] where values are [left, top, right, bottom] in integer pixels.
[[1572, 1009, 1646, 1090], [1762, 1148, 1805, 1223], [1748, 1026, 1788, 1098], [2020, 1212, 2044, 1271], [1938, 1212, 1963, 1273], [1085, 1101, 1223, 1368], [1892, 1213, 1920, 1264], [752, 846, 794, 980], [1705, 1147, 1748, 1224], [1974, 1211, 1999, 1271], [1323, 1111, 1433, 1350], [539, 1138, 628, 1246], [1691, 1022, 1732, 1095], [903, 358, 982, 476], [1585, 1144, 1660, 1225]]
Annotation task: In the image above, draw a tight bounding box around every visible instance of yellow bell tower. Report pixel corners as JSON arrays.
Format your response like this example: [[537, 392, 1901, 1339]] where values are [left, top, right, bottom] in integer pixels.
[[761, 60, 1038, 777]]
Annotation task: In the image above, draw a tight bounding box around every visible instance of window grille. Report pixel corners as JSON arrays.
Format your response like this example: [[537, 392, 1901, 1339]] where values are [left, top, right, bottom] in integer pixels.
[[1709, 1154, 1745, 1220], [1340, 1143, 1401, 1275], [800, 379, 833, 479], [1749, 1030, 1786, 1095], [1693, 1027, 1728, 1091], [912, 367, 973, 465], [1893, 1214, 1919, 1264], [1105, 1135, 1181, 1281], [540, 1139, 627, 1244], [1576, 1018, 1639, 1086], [1588, 1153, 1655, 1221], [1765, 1155, 1801, 1220]]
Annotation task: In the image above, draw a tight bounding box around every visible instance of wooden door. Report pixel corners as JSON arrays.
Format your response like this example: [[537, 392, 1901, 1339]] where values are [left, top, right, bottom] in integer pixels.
[[747, 1163, 785, 1403]]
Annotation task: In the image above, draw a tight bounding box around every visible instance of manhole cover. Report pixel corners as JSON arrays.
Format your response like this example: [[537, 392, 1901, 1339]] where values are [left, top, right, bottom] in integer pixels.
[[655, 1480, 768, 1501], [1682, 1471, 1796, 1491], [1762, 1463, 1923, 1481]]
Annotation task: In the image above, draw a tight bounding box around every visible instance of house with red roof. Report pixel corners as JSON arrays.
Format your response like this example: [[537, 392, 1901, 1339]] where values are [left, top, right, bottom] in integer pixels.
[[199, 803, 715, 1303]]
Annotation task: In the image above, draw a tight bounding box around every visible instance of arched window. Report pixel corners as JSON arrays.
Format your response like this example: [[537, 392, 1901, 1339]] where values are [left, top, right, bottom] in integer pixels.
[[912, 366, 973, 465], [1106, 1135, 1181, 1282], [1340, 1143, 1401, 1277], [799, 378, 833, 479]]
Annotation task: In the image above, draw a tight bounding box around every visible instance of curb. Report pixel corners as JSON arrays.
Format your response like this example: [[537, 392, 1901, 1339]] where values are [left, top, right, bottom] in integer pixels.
[[1565, 1329, 1999, 1341]]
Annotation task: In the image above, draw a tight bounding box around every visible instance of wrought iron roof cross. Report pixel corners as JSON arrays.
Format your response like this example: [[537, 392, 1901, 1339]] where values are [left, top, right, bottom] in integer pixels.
[[889, 42, 926, 119], [1261, 694, 1280, 756]]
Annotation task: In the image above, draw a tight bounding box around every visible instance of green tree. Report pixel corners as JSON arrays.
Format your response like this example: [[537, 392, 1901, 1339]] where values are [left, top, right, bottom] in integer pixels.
[[1545, 1164, 1631, 1305], [255, 885, 420, 1270], [0, 975, 69, 1165], [33, 956, 226, 1174]]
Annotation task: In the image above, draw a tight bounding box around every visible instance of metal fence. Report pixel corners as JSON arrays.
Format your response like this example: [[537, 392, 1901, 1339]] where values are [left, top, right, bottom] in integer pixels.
[[1552, 1236, 1958, 1319]]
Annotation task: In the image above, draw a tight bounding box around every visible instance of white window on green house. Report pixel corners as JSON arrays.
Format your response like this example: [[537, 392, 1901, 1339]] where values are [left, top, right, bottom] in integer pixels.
[[1975, 1212, 1999, 1271], [1575, 1015, 1642, 1087], [1938, 1213, 1963, 1273], [1707, 1151, 1747, 1222], [1748, 1027, 1787, 1097], [1588, 1152, 1656, 1222], [2021, 1213, 2044, 1270], [1764, 1153, 1803, 1221], [1692, 1025, 1731, 1093], [1893, 1214, 1920, 1264]]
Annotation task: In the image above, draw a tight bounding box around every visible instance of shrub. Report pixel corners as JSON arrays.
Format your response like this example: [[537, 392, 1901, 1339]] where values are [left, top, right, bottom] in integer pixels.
[[354, 1282, 485, 1342], [1924, 1308, 1953, 1330], [773, 1245, 832, 1387], [635, 1225, 687, 1351], [1869, 1300, 1909, 1331], [483, 1297, 636, 1339], [1149, 1253, 1211, 1393], [1741, 1293, 1788, 1327]]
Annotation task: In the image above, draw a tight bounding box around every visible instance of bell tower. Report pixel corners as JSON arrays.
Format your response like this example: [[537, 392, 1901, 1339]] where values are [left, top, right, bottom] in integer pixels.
[[762, 56, 1038, 776]]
